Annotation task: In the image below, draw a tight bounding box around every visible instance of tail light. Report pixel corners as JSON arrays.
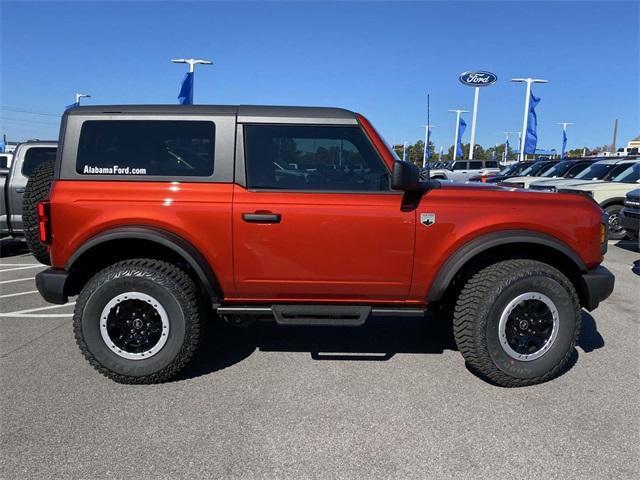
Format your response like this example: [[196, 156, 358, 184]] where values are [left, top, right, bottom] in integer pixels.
[[37, 201, 52, 245]]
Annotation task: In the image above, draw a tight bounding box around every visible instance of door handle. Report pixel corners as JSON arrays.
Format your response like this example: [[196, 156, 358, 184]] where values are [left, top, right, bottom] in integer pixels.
[[16, 188, 25, 193], [242, 212, 282, 223]]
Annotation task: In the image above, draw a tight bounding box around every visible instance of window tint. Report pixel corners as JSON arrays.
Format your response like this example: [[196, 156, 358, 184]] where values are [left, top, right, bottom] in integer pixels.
[[469, 161, 482, 169], [485, 161, 498, 168], [244, 125, 390, 191], [22, 147, 57, 177], [565, 162, 592, 178], [0, 155, 9, 169], [453, 162, 468, 170], [77, 120, 214, 177]]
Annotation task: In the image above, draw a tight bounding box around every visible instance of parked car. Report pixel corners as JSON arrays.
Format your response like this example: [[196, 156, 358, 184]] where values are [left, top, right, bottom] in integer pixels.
[[620, 188, 639, 241], [0, 141, 57, 240], [499, 159, 596, 189], [32, 104, 613, 387], [559, 163, 640, 239], [529, 158, 635, 192], [495, 160, 560, 187], [482, 161, 535, 183], [428, 159, 500, 181]]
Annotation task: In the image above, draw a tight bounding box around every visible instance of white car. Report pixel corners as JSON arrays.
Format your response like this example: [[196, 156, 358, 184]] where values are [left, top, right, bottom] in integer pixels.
[[529, 158, 637, 192], [429, 160, 500, 182], [558, 163, 640, 240]]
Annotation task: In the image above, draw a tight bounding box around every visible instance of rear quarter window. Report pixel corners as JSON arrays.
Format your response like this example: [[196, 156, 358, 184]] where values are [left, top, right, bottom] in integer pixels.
[[21, 147, 57, 177], [453, 162, 468, 170], [485, 161, 498, 168], [469, 161, 482, 169], [76, 120, 215, 177]]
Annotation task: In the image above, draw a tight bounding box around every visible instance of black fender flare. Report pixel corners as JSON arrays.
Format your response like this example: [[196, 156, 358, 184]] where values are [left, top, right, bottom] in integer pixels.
[[427, 230, 587, 301], [66, 226, 222, 301]]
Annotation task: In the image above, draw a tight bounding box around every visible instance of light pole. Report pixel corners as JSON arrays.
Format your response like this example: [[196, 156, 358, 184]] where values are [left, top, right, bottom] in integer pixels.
[[557, 122, 573, 158], [469, 87, 480, 159], [171, 58, 213, 103], [75, 93, 91, 105], [448, 109, 469, 161], [421, 124, 435, 168], [512, 78, 548, 161]]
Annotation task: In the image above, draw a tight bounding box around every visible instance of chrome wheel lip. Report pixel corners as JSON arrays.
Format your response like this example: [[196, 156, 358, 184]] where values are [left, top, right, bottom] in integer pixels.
[[498, 292, 559, 362], [100, 292, 170, 361]]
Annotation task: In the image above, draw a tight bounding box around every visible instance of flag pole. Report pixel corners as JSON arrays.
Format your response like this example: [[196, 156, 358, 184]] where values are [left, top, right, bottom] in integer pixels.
[[557, 122, 573, 159], [512, 78, 548, 161], [448, 109, 469, 160]]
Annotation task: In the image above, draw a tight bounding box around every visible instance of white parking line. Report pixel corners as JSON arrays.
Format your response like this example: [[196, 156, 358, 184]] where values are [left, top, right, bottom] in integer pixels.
[[0, 302, 76, 318], [0, 277, 34, 285], [0, 263, 41, 266], [0, 290, 39, 299], [0, 265, 45, 273]]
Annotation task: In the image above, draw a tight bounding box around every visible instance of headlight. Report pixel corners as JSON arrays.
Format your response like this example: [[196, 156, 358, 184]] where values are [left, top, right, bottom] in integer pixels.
[[531, 185, 556, 192], [624, 198, 640, 208]]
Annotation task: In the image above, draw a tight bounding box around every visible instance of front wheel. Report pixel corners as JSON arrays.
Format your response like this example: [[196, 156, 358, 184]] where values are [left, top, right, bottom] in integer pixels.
[[74, 259, 203, 383], [453, 259, 581, 387], [605, 204, 627, 240]]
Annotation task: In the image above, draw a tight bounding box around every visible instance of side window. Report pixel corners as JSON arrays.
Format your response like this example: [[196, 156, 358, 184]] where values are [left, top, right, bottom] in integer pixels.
[[485, 161, 498, 168], [469, 161, 482, 169], [76, 120, 215, 177], [453, 162, 468, 170], [21, 147, 57, 177], [244, 125, 390, 191], [0, 155, 8, 169]]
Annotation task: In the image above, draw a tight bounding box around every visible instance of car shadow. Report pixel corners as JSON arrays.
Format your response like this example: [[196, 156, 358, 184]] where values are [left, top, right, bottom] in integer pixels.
[[178, 313, 457, 381], [614, 239, 639, 253], [0, 238, 29, 258]]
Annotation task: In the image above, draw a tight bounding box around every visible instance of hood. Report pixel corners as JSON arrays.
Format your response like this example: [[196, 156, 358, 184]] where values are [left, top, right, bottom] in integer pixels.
[[565, 181, 640, 192]]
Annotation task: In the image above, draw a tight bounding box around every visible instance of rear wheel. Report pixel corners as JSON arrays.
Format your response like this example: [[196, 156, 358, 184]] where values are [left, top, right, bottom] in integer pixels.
[[453, 259, 581, 387], [605, 204, 626, 240], [23, 159, 55, 264], [74, 259, 203, 383]]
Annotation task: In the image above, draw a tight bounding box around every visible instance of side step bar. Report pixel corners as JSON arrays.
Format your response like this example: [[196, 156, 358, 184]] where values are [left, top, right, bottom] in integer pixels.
[[216, 305, 425, 326]]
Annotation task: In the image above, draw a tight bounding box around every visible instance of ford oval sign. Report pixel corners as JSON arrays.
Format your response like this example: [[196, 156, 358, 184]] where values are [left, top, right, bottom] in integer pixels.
[[459, 71, 497, 87]]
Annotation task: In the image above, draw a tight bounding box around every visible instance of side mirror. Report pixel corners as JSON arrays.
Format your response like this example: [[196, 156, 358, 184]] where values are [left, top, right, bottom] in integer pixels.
[[391, 160, 421, 191]]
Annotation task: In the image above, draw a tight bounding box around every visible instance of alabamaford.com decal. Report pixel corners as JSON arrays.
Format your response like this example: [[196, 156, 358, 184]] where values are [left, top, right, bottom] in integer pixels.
[[82, 165, 147, 175]]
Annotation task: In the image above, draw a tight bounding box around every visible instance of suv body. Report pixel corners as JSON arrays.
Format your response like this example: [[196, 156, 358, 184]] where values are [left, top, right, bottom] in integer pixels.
[[620, 188, 640, 240], [0, 141, 57, 238], [34, 105, 614, 386], [428, 160, 500, 182], [559, 163, 640, 240], [529, 159, 634, 192]]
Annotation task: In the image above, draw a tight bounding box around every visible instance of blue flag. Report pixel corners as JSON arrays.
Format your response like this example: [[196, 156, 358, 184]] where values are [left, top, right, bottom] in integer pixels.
[[0, 137, 4, 153], [561, 128, 567, 159], [456, 117, 466, 158], [178, 72, 194, 105], [524, 91, 540, 154]]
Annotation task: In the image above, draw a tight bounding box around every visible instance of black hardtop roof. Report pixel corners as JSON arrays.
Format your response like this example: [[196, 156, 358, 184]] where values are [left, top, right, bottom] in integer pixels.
[[64, 104, 358, 122]]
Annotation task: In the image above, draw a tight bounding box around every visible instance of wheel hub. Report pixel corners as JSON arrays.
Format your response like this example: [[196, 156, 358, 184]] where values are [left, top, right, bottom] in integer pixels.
[[498, 292, 559, 362], [100, 292, 170, 361]]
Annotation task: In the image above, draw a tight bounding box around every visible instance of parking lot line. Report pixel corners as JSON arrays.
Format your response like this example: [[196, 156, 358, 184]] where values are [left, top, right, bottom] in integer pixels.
[[0, 277, 34, 285], [0, 290, 39, 299], [0, 265, 45, 273], [0, 263, 42, 266], [0, 302, 76, 318]]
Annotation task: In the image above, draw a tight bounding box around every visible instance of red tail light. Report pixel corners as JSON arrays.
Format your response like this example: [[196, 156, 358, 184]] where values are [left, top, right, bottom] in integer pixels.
[[37, 201, 52, 245]]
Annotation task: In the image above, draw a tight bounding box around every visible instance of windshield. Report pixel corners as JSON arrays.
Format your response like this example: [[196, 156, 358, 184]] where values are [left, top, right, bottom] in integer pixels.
[[519, 162, 553, 176], [565, 162, 593, 178], [605, 163, 634, 180], [540, 161, 574, 177], [612, 164, 640, 183], [574, 163, 615, 180]]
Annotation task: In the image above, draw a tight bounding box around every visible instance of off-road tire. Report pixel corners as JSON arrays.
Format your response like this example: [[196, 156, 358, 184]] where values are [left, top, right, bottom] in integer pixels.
[[74, 259, 202, 384], [452, 259, 581, 387], [23, 159, 55, 265], [604, 204, 626, 241]]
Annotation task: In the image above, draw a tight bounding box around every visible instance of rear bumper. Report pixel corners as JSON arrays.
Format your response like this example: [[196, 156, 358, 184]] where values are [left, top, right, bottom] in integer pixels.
[[581, 266, 615, 311], [35, 268, 70, 304]]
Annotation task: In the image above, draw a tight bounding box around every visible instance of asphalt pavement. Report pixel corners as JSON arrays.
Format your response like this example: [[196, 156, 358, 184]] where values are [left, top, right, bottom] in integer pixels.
[[1, 238, 638, 479]]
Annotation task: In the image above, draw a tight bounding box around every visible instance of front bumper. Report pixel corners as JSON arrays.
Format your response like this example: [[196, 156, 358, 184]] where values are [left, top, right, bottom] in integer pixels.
[[620, 207, 640, 234], [35, 268, 70, 304], [580, 266, 615, 311]]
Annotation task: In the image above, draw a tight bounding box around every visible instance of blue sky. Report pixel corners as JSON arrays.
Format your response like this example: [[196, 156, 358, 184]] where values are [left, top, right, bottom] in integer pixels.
[[2, 1, 638, 152]]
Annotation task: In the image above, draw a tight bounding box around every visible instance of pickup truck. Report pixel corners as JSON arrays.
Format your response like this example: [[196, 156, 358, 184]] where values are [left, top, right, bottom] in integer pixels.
[[32, 105, 614, 387], [428, 159, 500, 182], [0, 141, 57, 240]]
